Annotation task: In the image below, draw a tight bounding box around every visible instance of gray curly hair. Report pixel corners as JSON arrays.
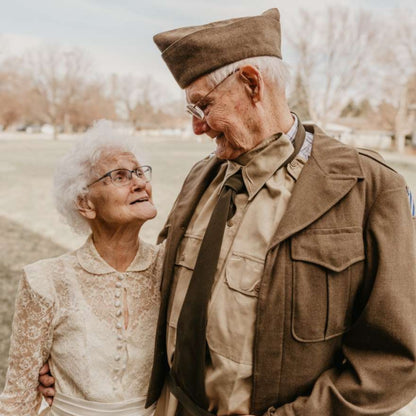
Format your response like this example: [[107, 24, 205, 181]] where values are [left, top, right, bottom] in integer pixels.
[[53, 120, 143, 235]]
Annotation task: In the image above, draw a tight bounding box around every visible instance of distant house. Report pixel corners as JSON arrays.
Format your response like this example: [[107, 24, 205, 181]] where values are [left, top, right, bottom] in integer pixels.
[[307, 119, 393, 150]]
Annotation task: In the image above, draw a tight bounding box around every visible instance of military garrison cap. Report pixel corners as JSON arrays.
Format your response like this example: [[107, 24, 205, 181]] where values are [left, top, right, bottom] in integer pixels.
[[153, 8, 282, 89]]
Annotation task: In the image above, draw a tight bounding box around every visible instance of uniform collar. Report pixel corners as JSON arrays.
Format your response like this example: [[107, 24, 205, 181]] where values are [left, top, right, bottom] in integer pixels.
[[77, 234, 155, 275], [223, 117, 298, 200]]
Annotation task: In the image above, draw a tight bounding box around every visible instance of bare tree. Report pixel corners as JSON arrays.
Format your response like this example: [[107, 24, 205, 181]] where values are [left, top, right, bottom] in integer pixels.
[[69, 80, 117, 131], [374, 9, 416, 152], [0, 56, 35, 130], [27, 45, 91, 138], [288, 7, 378, 126], [114, 74, 165, 130]]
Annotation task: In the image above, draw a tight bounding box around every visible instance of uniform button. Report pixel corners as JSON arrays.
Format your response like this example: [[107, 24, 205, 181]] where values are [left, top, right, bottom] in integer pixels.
[[116, 282, 122, 288], [289, 160, 298, 168], [116, 322, 122, 329], [254, 283, 261, 293], [116, 309, 122, 317], [115, 300, 121, 307], [115, 355, 121, 361], [227, 220, 234, 227]]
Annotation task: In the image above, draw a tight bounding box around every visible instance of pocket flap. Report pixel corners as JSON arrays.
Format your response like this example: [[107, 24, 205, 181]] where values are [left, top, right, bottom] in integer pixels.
[[175, 235, 202, 270], [225, 254, 263, 297], [291, 229, 365, 272]]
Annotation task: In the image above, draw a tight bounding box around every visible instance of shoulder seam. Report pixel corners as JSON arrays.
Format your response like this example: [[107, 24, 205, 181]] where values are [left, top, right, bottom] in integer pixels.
[[357, 148, 397, 173]]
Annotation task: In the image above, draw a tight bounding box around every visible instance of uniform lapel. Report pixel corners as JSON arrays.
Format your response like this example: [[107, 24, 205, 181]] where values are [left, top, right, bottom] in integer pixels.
[[160, 155, 224, 300], [270, 125, 364, 247]]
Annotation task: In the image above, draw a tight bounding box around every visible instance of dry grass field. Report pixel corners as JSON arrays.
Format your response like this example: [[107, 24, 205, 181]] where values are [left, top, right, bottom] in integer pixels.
[[0, 136, 415, 414]]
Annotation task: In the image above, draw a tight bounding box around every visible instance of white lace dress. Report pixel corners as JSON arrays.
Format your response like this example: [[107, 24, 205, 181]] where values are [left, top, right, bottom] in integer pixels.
[[0, 236, 164, 416]]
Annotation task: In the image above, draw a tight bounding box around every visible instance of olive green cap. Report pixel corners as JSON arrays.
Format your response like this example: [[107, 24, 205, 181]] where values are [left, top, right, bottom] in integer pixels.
[[153, 8, 282, 89]]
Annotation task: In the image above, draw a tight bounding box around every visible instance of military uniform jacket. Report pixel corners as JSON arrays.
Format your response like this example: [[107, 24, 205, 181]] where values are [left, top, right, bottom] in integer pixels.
[[146, 125, 416, 415]]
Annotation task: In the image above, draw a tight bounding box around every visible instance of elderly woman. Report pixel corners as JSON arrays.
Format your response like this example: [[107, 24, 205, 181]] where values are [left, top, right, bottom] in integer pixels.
[[0, 121, 163, 416]]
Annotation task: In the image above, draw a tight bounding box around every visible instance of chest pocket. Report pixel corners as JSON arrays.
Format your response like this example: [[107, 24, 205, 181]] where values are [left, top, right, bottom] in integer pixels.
[[290, 228, 365, 342]]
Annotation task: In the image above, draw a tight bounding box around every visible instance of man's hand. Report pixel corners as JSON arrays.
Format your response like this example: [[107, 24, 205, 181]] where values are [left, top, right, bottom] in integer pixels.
[[38, 363, 55, 406]]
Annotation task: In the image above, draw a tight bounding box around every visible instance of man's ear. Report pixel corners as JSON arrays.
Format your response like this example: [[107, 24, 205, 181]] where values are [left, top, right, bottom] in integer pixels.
[[238, 65, 263, 103], [76, 195, 96, 220]]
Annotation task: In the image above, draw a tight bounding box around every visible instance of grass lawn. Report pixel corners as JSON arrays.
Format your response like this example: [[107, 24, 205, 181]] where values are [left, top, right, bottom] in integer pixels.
[[0, 136, 415, 414]]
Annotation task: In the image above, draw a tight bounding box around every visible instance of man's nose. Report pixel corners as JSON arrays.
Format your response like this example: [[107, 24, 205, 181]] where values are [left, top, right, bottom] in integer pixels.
[[192, 116, 209, 135]]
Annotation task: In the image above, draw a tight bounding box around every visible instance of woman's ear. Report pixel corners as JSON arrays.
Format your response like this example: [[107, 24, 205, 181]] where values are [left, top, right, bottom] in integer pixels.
[[76, 195, 96, 220], [238, 65, 263, 103]]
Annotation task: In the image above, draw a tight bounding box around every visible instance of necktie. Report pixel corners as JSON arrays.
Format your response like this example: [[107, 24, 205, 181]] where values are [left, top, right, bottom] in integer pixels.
[[171, 170, 245, 411], [170, 124, 306, 414]]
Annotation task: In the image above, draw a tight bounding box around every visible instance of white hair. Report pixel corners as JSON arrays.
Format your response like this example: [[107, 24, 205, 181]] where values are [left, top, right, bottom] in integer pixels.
[[205, 56, 291, 92], [53, 120, 142, 235]]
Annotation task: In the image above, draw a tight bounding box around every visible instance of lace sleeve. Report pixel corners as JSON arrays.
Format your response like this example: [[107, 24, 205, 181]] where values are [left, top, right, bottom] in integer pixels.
[[0, 272, 55, 416]]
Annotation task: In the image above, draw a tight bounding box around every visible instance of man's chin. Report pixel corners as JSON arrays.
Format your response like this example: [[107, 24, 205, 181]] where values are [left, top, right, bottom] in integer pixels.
[[214, 135, 244, 160], [215, 147, 242, 160]]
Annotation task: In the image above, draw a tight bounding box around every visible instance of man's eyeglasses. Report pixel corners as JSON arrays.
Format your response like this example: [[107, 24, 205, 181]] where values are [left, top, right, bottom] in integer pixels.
[[186, 69, 239, 120], [88, 166, 152, 187]]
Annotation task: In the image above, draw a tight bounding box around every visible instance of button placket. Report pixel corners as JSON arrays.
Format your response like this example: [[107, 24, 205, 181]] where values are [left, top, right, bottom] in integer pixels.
[[114, 273, 126, 381]]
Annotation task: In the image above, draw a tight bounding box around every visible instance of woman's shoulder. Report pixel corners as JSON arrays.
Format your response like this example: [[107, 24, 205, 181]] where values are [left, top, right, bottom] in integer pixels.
[[139, 239, 165, 270], [23, 250, 76, 302]]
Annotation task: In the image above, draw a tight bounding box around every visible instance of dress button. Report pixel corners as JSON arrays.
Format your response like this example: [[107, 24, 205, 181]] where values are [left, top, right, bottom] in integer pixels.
[[115, 300, 121, 307], [117, 334, 123, 340], [116, 309, 122, 317], [116, 282, 122, 288], [115, 355, 121, 361], [115, 289, 121, 298], [116, 322, 122, 329], [117, 344, 123, 349], [118, 275, 125, 281]]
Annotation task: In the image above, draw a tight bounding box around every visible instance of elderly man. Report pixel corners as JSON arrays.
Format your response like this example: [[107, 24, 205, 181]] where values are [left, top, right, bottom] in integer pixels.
[[146, 7, 416, 416]]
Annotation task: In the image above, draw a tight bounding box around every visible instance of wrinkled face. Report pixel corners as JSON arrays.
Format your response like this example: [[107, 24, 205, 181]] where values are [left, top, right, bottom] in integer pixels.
[[186, 73, 260, 160], [86, 152, 157, 227]]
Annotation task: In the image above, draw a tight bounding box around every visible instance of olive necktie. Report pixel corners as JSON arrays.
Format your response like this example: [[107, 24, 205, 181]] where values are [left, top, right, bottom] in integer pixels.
[[171, 170, 246, 412]]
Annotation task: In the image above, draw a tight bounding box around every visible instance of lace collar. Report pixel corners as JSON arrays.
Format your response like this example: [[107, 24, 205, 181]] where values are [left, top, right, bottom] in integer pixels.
[[76, 235, 156, 275]]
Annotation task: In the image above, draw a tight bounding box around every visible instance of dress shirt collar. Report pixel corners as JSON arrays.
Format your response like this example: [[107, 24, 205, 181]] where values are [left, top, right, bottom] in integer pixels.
[[223, 115, 298, 200], [77, 234, 155, 275]]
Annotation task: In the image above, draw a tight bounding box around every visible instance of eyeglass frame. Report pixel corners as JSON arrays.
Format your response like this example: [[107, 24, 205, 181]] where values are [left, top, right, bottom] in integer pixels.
[[87, 166, 152, 188], [186, 68, 239, 120]]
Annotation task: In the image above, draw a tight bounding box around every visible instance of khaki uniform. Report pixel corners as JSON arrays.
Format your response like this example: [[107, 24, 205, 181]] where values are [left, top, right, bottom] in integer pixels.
[[147, 125, 416, 415]]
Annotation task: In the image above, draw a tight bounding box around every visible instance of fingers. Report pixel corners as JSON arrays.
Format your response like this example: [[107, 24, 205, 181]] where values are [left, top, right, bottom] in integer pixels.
[[39, 363, 50, 375], [39, 374, 55, 387], [38, 385, 55, 396], [38, 363, 55, 406], [38, 385, 55, 406]]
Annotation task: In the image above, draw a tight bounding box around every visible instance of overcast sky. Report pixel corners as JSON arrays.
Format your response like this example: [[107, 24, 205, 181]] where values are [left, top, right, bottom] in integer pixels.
[[1, 0, 413, 99]]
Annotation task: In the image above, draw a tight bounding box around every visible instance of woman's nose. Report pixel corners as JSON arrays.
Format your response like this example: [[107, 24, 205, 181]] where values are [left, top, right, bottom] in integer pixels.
[[130, 174, 146, 189]]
